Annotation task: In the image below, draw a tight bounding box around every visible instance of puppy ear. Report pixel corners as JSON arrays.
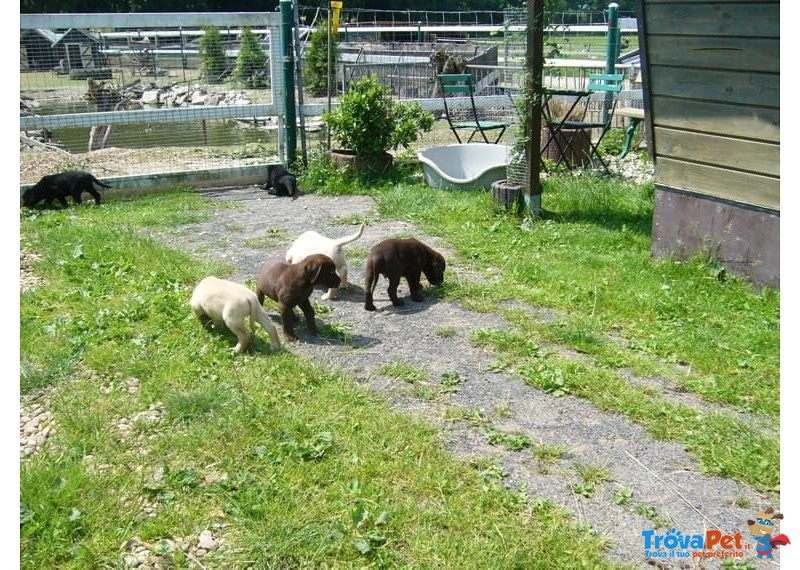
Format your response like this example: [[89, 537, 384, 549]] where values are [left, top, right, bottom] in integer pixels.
[[773, 513, 784, 520], [305, 260, 323, 283]]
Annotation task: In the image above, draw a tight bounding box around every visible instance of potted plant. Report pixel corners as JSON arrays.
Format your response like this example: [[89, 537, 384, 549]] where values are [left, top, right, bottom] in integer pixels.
[[322, 73, 434, 174]]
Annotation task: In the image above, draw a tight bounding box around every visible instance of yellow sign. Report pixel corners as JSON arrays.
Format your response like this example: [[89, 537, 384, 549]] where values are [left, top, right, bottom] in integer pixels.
[[331, 1, 343, 35]]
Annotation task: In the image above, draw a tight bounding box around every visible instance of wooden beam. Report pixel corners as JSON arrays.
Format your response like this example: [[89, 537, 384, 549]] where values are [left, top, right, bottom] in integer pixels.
[[526, 0, 544, 215]]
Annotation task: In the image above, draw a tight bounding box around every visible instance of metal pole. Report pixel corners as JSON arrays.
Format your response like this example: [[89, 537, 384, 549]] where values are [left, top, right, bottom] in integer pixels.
[[280, 0, 297, 166], [326, 5, 332, 151], [603, 2, 620, 124], [292, 0, 308, 165]]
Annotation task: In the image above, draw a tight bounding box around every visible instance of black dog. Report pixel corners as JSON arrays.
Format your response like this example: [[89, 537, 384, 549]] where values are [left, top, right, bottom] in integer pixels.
[[263, 164, 298, 198], [22, 171, 111, 208]]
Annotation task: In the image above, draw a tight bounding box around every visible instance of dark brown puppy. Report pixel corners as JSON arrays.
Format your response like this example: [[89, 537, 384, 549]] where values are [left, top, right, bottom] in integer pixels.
[[364, 238, 446, 311], [256, 253, 341, 341]]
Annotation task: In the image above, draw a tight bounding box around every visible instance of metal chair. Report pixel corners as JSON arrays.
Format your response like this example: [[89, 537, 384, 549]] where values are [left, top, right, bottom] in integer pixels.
[[437, 73, 509, 144], [546, 73, 624, 173]]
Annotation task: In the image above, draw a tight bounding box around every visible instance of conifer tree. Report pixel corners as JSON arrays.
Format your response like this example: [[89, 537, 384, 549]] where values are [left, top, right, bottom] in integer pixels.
[[199, 26, 227, 81], [235, 27, 268, 88], [303, 19, 339, 97]]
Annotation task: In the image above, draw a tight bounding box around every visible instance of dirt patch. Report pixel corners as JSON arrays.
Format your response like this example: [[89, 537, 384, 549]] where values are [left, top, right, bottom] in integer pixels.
[[20, 251, 44, 291], [150, 185, 777, 568]]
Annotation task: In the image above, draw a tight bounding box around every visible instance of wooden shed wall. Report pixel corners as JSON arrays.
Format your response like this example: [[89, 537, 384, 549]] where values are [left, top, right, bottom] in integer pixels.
[[640, 0, 779, 210], [638, 0, 780, 288]]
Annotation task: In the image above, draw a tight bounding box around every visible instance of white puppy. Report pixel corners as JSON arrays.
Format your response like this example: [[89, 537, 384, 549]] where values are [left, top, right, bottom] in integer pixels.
[[190, 276, 281, 354], [285, 223, 365, 300]]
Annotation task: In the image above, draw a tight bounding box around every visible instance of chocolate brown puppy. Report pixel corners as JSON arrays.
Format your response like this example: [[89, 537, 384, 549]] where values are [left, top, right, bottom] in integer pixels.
[[256, 253, 341, 341], [364, 238, 446, 311]]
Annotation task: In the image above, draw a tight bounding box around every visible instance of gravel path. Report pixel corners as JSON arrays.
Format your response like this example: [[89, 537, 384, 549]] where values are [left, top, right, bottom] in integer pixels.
[[147, 184, 780, 569]]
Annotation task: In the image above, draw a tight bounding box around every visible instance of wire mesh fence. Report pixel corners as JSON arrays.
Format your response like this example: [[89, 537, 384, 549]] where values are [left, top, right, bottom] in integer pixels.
[[20, 10, 641, 192], [20, 12, 284, 187]]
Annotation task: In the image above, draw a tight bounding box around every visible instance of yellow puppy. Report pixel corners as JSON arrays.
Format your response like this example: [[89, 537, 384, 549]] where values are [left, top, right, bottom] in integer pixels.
[[190, 276, 281, 354]]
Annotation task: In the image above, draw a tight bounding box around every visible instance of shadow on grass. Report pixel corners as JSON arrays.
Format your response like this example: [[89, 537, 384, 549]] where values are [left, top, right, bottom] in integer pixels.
[[539, 175, 655, 237]]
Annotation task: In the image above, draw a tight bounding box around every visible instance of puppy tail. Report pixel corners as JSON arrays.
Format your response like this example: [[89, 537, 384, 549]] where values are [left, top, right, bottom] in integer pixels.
[[333, 223, 365, 248], [365, 261, 378, 296], [91, 175, 113, 188], [250, 299, 281, 350]]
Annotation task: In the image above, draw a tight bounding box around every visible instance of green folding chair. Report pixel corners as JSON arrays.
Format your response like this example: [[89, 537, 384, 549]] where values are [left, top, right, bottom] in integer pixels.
[[437, 73, 509, 144], [549, 73, 624, 173]]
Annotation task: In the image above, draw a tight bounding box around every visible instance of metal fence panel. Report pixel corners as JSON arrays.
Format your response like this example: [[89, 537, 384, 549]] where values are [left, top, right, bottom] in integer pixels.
[[20, 12, 283, 187]]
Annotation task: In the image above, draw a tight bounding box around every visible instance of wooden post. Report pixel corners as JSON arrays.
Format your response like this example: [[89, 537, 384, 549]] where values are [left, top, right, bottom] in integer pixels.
[[526, 0, 544, 217]]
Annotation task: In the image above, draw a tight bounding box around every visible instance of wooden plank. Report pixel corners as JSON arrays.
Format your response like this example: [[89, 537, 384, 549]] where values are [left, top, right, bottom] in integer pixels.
[[656, 157, 779, 209], [645, 3, 778, 37], [646, 36, 779, 73], [616, 108, 645, 120], [649, 66, 778, 108], [651, 96, 779, 142], [654, 127, 779, 177]]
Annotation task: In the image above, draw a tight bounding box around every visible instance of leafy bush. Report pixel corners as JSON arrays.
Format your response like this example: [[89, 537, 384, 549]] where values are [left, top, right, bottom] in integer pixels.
[[322, 74, 433, 159], [234, 27, 268, 88]]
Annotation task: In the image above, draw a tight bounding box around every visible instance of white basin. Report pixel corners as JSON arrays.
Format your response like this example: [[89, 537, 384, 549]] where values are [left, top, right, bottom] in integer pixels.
[[417, 143, 511, 190]]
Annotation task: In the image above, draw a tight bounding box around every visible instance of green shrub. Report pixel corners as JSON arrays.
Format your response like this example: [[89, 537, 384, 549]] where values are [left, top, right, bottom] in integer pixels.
[[303, 19, 338, 96], [322, 74, 433, 159]]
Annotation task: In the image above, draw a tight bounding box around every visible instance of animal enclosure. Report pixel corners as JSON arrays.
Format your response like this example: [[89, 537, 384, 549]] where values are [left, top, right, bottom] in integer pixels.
[[20, 9, 642, 195]]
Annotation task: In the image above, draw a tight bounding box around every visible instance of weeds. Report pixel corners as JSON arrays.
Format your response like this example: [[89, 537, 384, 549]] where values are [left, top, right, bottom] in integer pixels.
[[375, 358, 427, 384], [19, 162, 779, 567], [571, 462, 614, 498], [533, 442, 567, 474]]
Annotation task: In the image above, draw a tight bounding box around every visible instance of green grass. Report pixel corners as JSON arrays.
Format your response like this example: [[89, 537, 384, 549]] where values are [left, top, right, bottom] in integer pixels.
[[21, 189, 619, 568], [364, 166, 778, 491], [20, 158, 781, 565], [375, 358, 428, 384], [533, 442, 567, 474], [571, 462, 614, 498]]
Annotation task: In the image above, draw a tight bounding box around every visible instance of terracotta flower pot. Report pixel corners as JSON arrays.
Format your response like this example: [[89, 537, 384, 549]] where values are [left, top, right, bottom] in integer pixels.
[[540, 127, 590, 166]]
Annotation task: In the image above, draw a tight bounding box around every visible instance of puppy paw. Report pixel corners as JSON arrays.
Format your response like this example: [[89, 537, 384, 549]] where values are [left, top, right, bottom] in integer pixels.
[[391, 299, 405, 307], [364, 303, 377, 311]]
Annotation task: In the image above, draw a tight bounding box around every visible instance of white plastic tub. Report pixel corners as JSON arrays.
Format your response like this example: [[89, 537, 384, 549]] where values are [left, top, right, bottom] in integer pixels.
[[417, 143, 511, 190]]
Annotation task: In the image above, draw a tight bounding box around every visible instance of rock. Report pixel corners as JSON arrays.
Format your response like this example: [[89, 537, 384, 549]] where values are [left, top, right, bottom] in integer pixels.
[[141, 90, 160, 105], [197, 530, 217, 550]]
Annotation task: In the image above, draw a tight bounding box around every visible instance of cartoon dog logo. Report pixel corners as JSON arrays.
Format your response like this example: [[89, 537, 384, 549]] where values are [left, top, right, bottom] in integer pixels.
[[747, 507, 790, 558]]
